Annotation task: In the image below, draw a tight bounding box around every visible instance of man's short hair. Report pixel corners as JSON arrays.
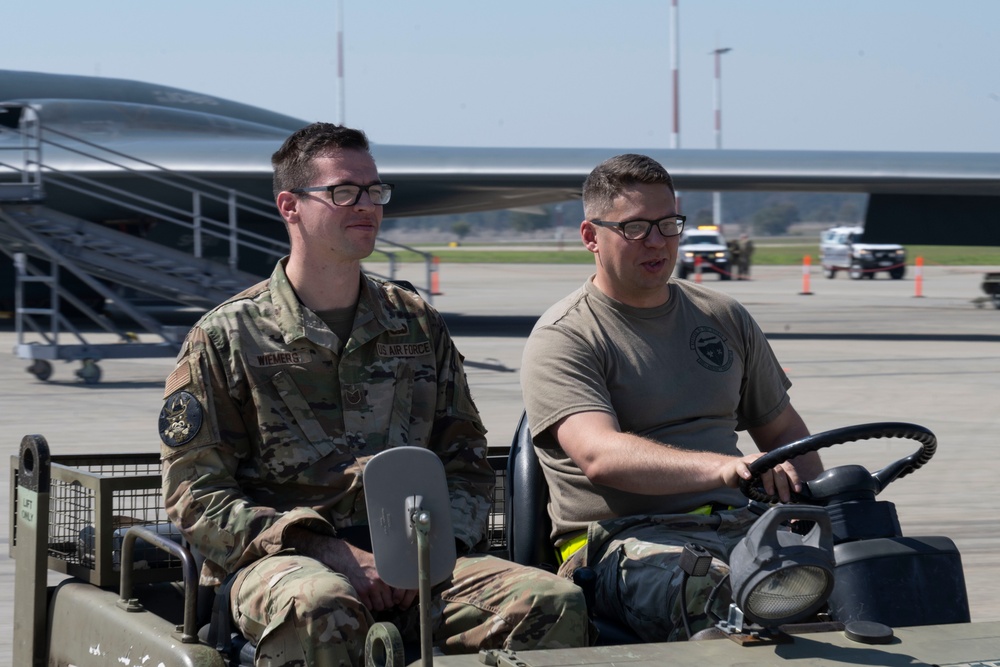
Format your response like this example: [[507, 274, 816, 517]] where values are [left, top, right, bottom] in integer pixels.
[[271, 122, 372, 198], [582, 154, 675, 220]]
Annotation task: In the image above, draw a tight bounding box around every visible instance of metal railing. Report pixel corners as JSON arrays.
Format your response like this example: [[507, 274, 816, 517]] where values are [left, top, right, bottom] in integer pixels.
[[36, 123, 287, 270], [0, 103, 437, 302], [0, 105, 43, 201]]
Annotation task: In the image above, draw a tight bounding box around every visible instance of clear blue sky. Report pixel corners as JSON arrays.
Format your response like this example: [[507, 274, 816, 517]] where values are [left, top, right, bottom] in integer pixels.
[[6, 1, 998, 152]]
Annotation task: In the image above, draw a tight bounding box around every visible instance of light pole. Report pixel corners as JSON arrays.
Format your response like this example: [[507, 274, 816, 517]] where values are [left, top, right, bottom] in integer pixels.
[[670, 0, 680, 149], [336, 0, 346, 125], [710, 46, 731, 228], [669, 0, 683, 214]]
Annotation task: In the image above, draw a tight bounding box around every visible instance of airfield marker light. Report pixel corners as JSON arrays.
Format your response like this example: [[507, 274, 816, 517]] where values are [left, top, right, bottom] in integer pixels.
[[728, 506, 835, 628], [800, 256, 814, 295], [914, 256, 924, 298]]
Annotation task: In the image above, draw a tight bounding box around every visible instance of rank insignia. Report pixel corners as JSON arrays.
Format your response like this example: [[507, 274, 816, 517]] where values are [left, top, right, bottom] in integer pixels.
[[159, 391, 203, 447]]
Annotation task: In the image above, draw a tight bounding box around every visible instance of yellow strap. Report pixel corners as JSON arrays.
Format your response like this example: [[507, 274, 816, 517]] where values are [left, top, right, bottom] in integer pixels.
[[556, 531, 588, 564], [555, 504, 731, 563]]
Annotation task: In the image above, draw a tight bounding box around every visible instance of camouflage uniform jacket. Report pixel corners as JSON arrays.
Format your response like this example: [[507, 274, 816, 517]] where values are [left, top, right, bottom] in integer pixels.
[[159, 259, 492, 586]]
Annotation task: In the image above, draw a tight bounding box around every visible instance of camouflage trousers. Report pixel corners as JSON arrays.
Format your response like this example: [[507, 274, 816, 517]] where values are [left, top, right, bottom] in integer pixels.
[[232, 552, 589, 667], [558, 507, 757, 643]]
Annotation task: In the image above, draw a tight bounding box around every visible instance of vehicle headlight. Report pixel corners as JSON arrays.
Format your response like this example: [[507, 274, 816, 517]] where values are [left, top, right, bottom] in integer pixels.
[[729, 506, 835, 627], [895, 250, 905, 256], [714, 252, 726, 258], [685, 252, 694, 258], [857, 250, 871, 256]]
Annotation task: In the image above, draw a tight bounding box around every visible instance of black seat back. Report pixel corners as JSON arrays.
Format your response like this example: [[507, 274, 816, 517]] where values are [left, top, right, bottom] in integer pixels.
[[505, 411, 643, 645], [506, 411, 558, 569]]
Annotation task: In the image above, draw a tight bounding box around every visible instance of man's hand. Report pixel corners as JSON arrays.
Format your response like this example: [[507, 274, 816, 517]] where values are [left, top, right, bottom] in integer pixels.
[[283, 527, 418, 612], [719, 452, 803, 503], [332, 540, 419, 613]]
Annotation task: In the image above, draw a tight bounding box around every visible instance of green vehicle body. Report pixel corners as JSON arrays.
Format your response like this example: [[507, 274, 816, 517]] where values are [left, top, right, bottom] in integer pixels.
[[12, 432, 1000, 667]]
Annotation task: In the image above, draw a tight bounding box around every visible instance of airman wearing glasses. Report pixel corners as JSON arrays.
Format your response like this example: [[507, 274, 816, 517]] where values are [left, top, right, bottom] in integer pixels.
[[160, 123, 588, 667], [520, 153, 822, 642]]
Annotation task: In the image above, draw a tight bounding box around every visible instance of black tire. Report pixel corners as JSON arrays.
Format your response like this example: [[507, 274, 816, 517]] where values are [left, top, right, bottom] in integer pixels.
[[849, 263, 864, 280], [825, 267, 837, 279], [678, 266, 689, 280], [27, 360, 53, 382], [890, 266, 906, 280], [76, 360, 102, 384]]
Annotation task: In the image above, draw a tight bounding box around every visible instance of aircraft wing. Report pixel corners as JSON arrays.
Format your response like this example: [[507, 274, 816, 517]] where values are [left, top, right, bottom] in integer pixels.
[[2, 69, 999, 244]]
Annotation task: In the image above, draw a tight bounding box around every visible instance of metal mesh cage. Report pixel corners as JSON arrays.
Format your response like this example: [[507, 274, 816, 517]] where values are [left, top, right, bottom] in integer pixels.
[[487, 453, 508, 558], [11, 450, 512, 587], [10, 453, 181, 588]]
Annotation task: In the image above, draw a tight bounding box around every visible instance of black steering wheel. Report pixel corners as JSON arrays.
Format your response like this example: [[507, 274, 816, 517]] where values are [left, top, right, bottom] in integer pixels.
[[739, 422, 937, 504]]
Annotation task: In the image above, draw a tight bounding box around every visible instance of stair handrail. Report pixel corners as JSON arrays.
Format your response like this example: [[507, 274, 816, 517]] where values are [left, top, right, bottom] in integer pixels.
[[38, 124, 279, 210], [2, 103, 437, 301], [33, 127, 287, 268], [38, 166, 289, 263], [0, 105, 43, 200]]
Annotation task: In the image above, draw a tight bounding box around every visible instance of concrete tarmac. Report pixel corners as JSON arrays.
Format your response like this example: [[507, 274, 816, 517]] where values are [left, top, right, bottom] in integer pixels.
[[1, 263, 998, 663]]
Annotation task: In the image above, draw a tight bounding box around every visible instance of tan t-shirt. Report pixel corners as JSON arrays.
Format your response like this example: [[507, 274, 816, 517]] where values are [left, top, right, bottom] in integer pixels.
[[521, 277, 791, 540]]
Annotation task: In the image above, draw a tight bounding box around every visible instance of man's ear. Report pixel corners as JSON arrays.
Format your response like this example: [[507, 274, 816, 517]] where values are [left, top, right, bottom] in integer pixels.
[[276, 191, 300, 224], [581, 220, 599, 253]]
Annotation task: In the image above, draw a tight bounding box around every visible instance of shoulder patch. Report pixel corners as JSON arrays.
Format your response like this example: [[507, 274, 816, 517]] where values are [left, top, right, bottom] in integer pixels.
[[159, 391, 204, 447]]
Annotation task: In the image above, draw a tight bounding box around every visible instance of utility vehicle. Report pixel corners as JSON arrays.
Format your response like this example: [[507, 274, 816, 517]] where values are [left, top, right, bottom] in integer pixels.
[[11, 421, 997, 667]]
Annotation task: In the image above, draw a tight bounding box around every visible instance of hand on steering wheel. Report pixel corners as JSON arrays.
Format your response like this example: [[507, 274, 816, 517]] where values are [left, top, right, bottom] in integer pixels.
[[739, 422, 936, 504]]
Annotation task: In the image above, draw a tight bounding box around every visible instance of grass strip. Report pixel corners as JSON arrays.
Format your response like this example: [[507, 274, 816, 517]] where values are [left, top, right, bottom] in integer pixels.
[[375, 244, 1000, 266]]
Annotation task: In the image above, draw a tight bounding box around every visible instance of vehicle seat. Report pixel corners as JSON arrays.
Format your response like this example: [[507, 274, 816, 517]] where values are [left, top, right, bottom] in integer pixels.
[[506, 411, 641, 645], [192, 547, 256, 667], [506, 412, 558, 569]]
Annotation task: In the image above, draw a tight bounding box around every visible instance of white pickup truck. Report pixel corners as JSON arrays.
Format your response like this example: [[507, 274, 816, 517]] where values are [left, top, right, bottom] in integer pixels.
[[820, 225, 906, 280]]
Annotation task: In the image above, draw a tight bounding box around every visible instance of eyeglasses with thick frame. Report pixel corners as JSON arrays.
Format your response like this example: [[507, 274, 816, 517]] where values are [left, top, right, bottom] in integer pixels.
[[289, 182, 394, 206], [589, 214, 686, 241]]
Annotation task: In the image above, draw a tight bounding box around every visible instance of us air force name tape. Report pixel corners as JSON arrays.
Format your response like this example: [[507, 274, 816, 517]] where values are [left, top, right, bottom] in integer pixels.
[[159, 390, 204, 447]]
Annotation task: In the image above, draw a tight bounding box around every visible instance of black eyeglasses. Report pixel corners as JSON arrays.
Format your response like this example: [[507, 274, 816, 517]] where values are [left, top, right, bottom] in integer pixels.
[[590, 215, 686, 241], [289, 182, 394, 206]]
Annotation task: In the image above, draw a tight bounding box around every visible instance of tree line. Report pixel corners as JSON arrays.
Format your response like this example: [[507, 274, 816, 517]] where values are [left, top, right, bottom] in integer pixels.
[[382, 192, 867, 239]]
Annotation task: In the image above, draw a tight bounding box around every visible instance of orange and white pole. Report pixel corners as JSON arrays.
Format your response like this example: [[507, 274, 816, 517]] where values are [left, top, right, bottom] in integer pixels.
[[914, 256, 924, 298], [695, 256, 703, 284], [800, 255, 814, 295], [431, 256, 442, 296]]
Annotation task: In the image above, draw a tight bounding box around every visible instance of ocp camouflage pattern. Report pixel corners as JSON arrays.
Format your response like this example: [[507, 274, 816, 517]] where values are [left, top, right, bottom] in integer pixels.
[[160, 260, 492, 586], [233, 552, 589, 665], [559, 509, 758, 643]]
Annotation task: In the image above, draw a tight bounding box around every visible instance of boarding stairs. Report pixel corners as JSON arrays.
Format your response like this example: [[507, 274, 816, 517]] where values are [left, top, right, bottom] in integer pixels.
[[0, 204, 265, 383], [0, 204, 260, 310], [0, 104, 439, 382]]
